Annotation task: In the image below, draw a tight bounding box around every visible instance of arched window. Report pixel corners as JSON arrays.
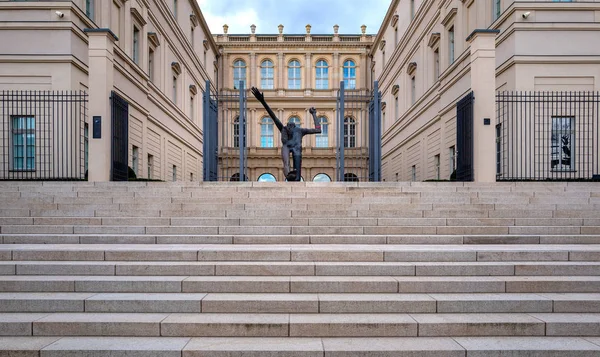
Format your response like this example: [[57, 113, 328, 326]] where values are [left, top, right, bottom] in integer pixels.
[[258, 173, 277, 182], [313, 173, 331, 182], [315, 117, 328, 148], [230, 173, 248, 181], [288, 60, 301, 89], [344, 117, 356, 148], [343, 60, 356, 89], [316, 60, 329, 89], [233, 60, 246, 89], [288, 116, 301, 127], [260, 117, 274, 148], [261, 59, 274, 89]]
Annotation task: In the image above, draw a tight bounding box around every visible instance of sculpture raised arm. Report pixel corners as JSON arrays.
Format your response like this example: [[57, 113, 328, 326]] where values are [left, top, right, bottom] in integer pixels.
[[251, 87, 283, 132]]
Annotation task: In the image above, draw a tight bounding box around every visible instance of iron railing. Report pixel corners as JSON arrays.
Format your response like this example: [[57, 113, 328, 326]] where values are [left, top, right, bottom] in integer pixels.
[[496, 91, 599, 181], [0, 90, 88, 180]]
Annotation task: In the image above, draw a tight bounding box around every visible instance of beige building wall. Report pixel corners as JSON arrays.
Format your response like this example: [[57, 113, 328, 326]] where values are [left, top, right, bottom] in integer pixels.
[[215, 27, 374, 182], [0, 0, 218, 181], [374, 0, 600, 182]]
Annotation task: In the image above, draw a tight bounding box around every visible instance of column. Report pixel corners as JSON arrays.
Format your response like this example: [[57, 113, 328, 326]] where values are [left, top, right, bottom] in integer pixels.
[[468, 29, 499, 182], [85, 29, 117, 182], [249, 52, 257, 88], [332, 52, 340, 89], [304, 53, 312, 89], [277, 52, 284, 93]]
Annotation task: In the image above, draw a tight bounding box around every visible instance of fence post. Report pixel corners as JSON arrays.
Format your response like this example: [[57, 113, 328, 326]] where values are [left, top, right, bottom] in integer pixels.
[[466, 29, 499, 183], [84, 28, 118, 182]]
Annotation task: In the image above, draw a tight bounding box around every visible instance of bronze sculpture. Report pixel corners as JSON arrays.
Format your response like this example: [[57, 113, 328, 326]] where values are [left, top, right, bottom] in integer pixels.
[[251, 87, 321, 181]]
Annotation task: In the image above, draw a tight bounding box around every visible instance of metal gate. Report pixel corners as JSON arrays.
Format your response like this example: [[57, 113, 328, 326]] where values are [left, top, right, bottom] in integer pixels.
[[110, 91, 128, 181], [336, 81, 382, 182], [203, 80, 247, 181], [456, 91, 474, 181]]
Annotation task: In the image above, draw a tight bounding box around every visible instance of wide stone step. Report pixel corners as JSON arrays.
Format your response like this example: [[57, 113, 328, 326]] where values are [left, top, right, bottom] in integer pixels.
[[5, 234, 600, 245], [3, 292, 599, 314], [3, 261, 600, 277], [2, 336, 600, 356], [3, 225, 598, 235], [2, 276, 600, 293], [2, 244, 600, 262], [3, 312, 600, 337]]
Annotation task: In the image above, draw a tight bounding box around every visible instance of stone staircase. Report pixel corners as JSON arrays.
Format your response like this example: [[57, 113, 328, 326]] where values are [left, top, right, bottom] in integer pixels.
[[0, 181, 600, 356]]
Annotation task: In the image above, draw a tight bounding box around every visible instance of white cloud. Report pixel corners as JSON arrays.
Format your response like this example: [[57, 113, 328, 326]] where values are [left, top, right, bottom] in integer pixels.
[[197, 0, 260, 34]]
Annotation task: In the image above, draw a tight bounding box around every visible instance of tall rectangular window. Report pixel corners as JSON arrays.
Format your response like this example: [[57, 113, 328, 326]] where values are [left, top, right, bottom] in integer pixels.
[[496, 124, 502, 175], [86, 0, 95, 20], [173, 0, 178, 19], [411, 165, 416, 181], [133, 26, 140, 64], [147, 154, 154, 179], [148, 48, 155, 81], [410, 0, 415, 19], [410, 76, 416, 105], [191, 27, 195, 49], [551, 117, 574, 171], [173, 165, 177, 181], [394, 27, 398, 46], [84, 123, 89, 173], [172, 75, 178, 104], [394, 95, 399, 120], [434, 48, 440, 79], [448, 26, 455, 65], [449, 146, 456, 176], [434, 154, 440, 180], [132, 146, 139, 176], [190, 95, 195, 121], [493, 0, 502, 21], [12, 116, 35, 171], [288, 60, 301, 89], [315, 117, 328, 148]]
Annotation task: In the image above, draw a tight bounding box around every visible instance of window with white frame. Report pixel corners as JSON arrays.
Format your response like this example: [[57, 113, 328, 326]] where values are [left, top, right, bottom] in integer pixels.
[[551, 117, 574, 171], [316, 60, 329, 89], [288, 60, 301, 89], [315, 117, 328, 148], [11, 116, 35, 171], [434, 154, 440, 180], [261, 117, 274, 148], [233, 60, 246, 89], [233, 117, 240, 148], [343, 60, 356, 89], [261, 60, 274, 89], [344, 117, 356, 148]]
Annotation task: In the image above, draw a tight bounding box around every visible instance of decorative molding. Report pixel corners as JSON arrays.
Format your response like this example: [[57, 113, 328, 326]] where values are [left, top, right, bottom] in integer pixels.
[[189, 84, 198, 95], [147, 32, 160, 47], [381, 101, 387, 110], [407, 62, 417, 75], [428, 32, 440, 48], [391, 14, 399, 27], [392, 84, 399, 95], [203, 39, 209, 50], [441, 8, 457, 27], [190, 14, 199, 27], [171, 61, 182, 75], [379, 40, 386, 51], [130, 7, 146, 26]]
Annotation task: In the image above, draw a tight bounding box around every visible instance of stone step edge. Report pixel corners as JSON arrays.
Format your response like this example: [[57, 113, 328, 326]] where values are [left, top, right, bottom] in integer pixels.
[[1, 336, 600, 355]]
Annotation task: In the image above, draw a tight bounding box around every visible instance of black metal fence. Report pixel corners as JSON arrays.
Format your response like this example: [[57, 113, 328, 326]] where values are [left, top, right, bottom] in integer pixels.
[[0, 90, 88, 180], [496, 91, 599, 181]]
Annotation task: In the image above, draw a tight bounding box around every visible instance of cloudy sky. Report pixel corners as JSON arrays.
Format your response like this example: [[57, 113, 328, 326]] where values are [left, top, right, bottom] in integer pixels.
[[196, 0, 391, 35]]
